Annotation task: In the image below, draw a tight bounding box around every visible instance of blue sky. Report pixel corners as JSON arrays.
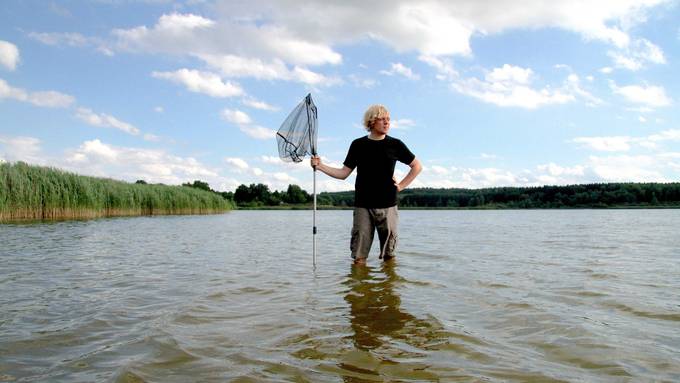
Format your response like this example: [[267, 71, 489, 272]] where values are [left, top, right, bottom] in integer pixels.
[[1, 0, 679, 192]]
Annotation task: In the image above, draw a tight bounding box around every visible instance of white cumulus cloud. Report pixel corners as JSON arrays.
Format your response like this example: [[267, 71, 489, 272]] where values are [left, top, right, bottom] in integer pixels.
[[429, 165, 449, 175], [221, 109, 253, 125], [261, 155, 283, 164], [391, 119, 416, 130], [152, 69, 243, 98], [611, 82, 672, 107], [419, 55, 458, 81], [199, 54, 340, 86], [572, 129, 680, 152], [220, 108, 275, 140], [458, 167, 522, 188], [213, 0, 664, 57], [238, 125, 276, 140], [64, 139, 223, 185], [607, 38, 666, 71], [75, 107, 140, 136], [225, 157, 249, 171], [0, 78, 75, 108], [537, 163, 585, 177], [112, 12, 342, 86], [588, 154, 665, 182], [451, 64, 575, 109], [380, 63, 420, 80], [242, 97, 279, 111], [53, 2, 667, 91], [0, 40, 20, 70], [0, 135, 43, 164]]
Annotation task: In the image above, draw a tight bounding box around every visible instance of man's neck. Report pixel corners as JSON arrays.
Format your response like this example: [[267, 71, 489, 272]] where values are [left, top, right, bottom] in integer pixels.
[[368, 132, 386, 140]]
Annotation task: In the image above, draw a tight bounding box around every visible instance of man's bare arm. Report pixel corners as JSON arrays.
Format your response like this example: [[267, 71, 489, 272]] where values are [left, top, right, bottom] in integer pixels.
[[395, 157, 422, 192], [311, 156, 353, 180]]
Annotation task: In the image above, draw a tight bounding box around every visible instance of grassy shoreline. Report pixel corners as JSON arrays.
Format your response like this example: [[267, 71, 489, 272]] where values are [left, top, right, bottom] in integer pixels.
[[0, 162, 233, 222]]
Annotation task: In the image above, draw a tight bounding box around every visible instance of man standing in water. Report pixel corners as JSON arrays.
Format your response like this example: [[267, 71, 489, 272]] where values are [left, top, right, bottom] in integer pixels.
[[311, 105, 422, 265]]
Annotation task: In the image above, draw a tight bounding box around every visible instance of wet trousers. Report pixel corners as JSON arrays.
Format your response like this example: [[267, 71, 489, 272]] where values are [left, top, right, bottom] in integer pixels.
[[350, 206, 398, 260]]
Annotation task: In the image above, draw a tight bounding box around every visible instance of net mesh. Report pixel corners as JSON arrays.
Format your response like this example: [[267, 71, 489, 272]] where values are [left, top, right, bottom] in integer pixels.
[[277, 93, 318, 163]]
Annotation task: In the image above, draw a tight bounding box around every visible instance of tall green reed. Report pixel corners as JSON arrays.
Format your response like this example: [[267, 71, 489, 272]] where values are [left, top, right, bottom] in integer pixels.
[[0, 162, 233, 221]]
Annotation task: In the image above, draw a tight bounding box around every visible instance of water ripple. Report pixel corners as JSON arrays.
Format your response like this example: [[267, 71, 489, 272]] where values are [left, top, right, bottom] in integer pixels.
[[1, 210, 680, 382]]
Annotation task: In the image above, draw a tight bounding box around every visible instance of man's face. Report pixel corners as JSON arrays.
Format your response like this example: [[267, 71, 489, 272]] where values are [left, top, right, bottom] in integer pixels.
[[371, 115, 390, 135]]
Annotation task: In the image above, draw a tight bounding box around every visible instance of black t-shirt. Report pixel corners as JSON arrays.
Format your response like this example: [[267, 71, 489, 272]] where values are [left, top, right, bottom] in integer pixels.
[[343, 135, 415, 208]]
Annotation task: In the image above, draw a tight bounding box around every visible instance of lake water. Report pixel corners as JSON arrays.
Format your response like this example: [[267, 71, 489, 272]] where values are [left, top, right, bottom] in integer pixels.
[[1, 210, 679, 382]]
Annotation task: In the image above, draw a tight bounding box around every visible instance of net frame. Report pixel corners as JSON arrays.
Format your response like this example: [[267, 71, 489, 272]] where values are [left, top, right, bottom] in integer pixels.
[[276, 93, 318, 163]]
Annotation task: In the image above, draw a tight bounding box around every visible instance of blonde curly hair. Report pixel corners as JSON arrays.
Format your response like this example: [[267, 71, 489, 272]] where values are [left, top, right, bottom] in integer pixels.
[[362, 104, 390, 132]]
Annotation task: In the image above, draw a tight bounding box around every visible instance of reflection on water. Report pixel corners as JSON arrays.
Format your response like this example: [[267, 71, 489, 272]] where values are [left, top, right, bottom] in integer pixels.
[[339, 262, 452, 381], [345, 262, 413, 351], [345, 262, 440, 354], [1, 210, 680, 382]]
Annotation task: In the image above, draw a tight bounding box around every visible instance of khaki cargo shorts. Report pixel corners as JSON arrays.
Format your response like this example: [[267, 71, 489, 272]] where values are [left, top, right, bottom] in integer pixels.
[[350, 206, 398, 260]]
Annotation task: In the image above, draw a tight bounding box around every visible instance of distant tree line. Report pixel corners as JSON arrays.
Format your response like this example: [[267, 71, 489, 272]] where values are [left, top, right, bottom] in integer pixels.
[[233, 183, 311, 206], [181, 180, 235, 201], [319, 183, 680, 208], [178, 180, 680, 209], [180, 181, 312, 207]]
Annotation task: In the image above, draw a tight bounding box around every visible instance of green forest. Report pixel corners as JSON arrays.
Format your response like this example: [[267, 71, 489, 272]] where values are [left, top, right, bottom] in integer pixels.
[[230, 182, 680, 209]]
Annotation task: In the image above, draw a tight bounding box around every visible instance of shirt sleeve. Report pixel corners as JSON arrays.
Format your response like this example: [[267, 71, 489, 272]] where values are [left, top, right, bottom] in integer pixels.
[[343, 140, 359, 169], [396, 139, 416, 165]]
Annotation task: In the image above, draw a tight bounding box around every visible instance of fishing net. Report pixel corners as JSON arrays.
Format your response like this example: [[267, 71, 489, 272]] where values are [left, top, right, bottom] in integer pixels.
[[277, 93, 318, 163]]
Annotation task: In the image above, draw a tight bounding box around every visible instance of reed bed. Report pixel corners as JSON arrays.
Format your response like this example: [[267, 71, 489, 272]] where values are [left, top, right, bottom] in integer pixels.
[[0, 162, 233, 222]]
